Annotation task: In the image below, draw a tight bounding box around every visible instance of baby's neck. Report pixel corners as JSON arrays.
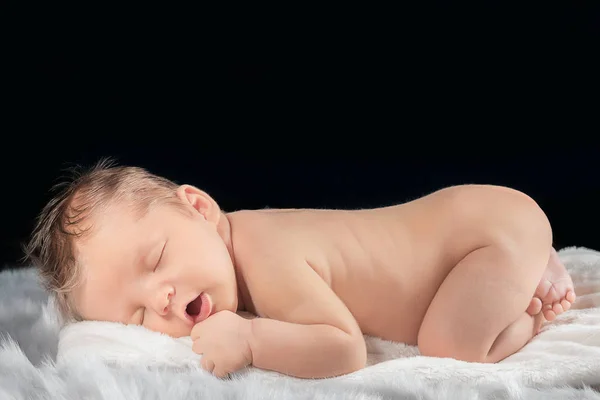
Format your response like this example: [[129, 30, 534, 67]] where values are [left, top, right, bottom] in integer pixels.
[[217, 212, 248, 312]]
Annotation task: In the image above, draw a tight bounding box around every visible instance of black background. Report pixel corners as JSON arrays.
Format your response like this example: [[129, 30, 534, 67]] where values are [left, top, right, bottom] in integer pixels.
[[2, 4, 599, 270]]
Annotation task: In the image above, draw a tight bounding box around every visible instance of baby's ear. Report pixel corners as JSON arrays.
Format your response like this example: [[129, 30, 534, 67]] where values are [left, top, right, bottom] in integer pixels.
[[176, 185, 221, 224]]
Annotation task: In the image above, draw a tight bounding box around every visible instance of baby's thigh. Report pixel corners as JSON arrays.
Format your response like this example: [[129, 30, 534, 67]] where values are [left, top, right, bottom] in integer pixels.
[[418, 245, 536, 361]]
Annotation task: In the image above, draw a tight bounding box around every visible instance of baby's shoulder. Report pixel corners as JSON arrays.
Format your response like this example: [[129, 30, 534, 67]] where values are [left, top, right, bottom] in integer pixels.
[[228, 210, 307, 263]]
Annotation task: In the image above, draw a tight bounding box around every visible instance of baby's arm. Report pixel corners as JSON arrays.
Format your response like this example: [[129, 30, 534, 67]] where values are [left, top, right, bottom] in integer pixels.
[[246, 259, 367, 378]]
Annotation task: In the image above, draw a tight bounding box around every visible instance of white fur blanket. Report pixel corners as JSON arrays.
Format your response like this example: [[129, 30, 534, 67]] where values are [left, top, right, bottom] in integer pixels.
[[1, 247, 600, 399]]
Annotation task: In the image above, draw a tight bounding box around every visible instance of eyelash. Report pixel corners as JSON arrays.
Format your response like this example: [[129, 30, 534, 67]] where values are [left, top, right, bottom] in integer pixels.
[[154, 241, 167, 272], [140, 241, 167, 324]]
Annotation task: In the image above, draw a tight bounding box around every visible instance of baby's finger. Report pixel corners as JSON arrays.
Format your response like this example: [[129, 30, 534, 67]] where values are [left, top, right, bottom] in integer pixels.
[[213, 367, 230, 379], [192, 339, 205, 355], [201, 356, 215, 374], [191, 325, 200, 340], [190, 321, 207, 340]]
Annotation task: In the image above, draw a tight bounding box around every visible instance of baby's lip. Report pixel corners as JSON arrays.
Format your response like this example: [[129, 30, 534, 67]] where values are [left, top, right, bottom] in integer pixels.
[[184, 292, 212, 325]]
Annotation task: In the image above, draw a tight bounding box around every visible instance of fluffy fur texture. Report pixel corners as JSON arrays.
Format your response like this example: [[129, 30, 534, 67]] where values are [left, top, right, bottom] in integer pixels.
[[1, 247, 600, 399]]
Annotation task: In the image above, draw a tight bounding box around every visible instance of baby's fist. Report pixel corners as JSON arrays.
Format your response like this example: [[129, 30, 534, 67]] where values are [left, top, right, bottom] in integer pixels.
[[191, 310, 253, 378]]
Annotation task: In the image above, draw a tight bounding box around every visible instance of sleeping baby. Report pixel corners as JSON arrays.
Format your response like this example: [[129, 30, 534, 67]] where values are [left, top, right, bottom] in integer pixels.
[[25, 159, 576, 378]]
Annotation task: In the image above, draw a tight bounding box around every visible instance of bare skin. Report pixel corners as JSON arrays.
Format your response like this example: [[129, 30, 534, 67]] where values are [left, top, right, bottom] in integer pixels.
[[527, 247, 576, 322], [74, 184, 576, 379]]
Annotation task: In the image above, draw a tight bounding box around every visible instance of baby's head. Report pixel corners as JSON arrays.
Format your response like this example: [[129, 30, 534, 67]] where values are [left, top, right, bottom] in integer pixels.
[[24, 159, 239, 337]]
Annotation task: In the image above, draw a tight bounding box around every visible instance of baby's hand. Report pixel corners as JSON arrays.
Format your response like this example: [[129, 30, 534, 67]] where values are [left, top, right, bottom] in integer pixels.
[[191, 310, 253, 378]]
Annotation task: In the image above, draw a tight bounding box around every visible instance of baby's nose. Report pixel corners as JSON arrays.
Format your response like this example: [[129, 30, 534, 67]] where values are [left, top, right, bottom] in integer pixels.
[[155, 287, 175, 315]]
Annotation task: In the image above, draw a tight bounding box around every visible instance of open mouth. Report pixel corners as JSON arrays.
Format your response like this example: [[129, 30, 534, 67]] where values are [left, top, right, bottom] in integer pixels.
[[185, 293, 212, 323], [186, 295, 203, 317]]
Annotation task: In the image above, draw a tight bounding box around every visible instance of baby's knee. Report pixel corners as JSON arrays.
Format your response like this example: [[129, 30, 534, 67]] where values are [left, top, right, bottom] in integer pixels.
[[488, 189, 553, 276], [495, 189, 550, 244]]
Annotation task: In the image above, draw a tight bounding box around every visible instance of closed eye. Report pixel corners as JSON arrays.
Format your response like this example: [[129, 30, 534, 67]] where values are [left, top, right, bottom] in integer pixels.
[[154, 240, 167, 272]]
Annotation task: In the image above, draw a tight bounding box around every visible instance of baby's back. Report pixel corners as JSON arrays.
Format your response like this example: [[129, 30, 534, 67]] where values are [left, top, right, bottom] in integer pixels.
[[229, 189, 464, 344]]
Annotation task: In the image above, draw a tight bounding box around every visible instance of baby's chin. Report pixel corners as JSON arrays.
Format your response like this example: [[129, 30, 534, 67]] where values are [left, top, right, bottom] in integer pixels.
[[145, 322, 195, 339]]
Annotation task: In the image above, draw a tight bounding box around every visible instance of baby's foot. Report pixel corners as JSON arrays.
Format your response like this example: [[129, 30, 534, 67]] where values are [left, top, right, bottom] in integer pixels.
[[527, 248, 576, 321]]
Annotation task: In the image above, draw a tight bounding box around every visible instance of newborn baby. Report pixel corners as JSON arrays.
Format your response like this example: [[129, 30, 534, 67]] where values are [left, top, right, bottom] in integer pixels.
[[25, 160, 575, 378]]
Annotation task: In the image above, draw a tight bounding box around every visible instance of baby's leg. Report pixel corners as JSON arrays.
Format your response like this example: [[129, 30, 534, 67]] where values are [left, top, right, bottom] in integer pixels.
[[417, 243, 550, 363]]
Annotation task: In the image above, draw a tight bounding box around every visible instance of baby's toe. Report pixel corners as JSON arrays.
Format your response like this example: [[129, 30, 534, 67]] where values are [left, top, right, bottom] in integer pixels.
[[552, 302, 564, 316], [543, 305, 557, 322], [527, 297, 543, 315], [566, 290, 576, 303], [560, 298, 572, 312]]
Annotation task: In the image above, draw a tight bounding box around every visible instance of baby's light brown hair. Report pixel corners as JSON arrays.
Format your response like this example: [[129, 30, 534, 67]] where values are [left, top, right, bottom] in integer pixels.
[[23, 158, 181, 322]]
